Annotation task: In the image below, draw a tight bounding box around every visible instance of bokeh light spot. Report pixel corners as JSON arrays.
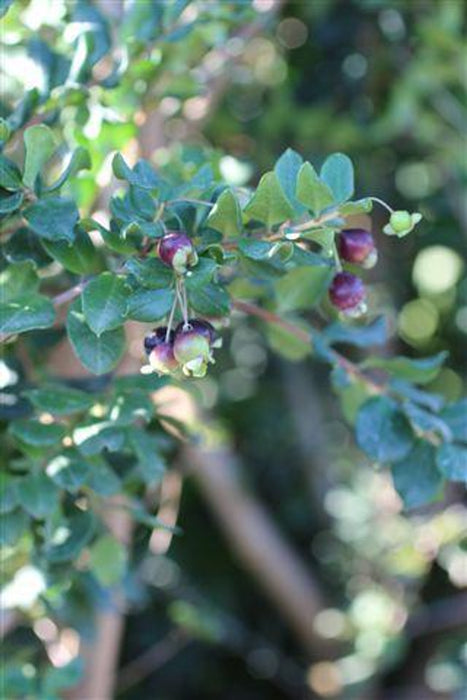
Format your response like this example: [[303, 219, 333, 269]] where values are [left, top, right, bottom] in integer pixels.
[[413, 246, 463, 295]]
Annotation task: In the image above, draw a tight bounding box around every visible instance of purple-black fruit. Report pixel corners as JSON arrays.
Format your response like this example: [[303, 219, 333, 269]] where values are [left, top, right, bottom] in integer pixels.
[[158, 232, 198, 274], [329, 271, 367, 317], [143, 327, 178, 375], [338, 228, 377, 269]]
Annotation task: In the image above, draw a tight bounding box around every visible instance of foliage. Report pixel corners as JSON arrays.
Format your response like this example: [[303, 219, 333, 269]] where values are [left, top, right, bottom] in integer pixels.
[[0, 1, 466, 698]]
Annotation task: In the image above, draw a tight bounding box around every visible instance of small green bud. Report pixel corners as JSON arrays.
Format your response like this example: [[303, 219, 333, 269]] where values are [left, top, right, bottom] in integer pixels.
[[390, 211, 412, 233]]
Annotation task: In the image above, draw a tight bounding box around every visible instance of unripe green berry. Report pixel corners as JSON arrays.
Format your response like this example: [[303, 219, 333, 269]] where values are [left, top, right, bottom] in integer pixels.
[[390, 211, 412, 233]]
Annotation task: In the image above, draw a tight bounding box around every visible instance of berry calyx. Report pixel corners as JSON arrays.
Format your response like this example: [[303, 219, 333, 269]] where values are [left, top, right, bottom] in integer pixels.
[[389, 211, 412, 233], [142, 327, 178, 375], [158, 232, 198, 275], [329, 271, 367, 317], [173, 321, 215, 378], [338, 228, 378, 269]]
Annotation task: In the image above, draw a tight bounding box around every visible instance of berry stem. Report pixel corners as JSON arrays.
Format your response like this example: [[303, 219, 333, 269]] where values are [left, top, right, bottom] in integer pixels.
[[232, 299, 383, 393], [370, 197, 394, 214], [175, 278, 189, 328], [331, 236, 342, 271], [165, 292, 178, 342]]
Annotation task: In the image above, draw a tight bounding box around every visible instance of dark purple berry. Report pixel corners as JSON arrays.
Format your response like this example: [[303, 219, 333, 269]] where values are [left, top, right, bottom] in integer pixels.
[[158, 232, 198, 274], [143, 327, 178, 375], [329, 272, 367, 317], [174, 318, 215, 344], [144, 327, 174, 356], [338, 228, 377, 269]]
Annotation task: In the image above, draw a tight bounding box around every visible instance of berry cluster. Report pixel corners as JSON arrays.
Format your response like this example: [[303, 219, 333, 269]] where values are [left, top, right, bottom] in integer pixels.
[[143, 319, 218, 378], [142, 232, 220, 378], [329, 227, 377, 317]]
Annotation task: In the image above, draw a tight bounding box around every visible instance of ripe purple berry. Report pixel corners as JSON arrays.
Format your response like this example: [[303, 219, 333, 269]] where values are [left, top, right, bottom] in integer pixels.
[[329, 271, 367, 317], [338, 228, 378, 269], [158, 232, 198, 274], [143, 327, 178, 375], [173, 321, 214, 378]]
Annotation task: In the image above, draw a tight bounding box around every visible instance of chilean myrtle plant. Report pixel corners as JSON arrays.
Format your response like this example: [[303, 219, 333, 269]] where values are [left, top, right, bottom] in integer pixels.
[[0, 0, 465, 695]]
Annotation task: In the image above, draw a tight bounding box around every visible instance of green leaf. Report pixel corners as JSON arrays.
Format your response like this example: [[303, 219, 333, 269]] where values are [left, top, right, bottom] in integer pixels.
[[339, 198, 373, 215], [16, 472, 59, 518], [0, 261, 39, 303], [127, 287, 174, 322], [109, 389, 154, 424], [0, 509, 28, 546], [112, 153, 161, 190], [363, 352, 448, 385], [356, 396, 415, 463], [44, 147, 91, 192], [274, 148, 306, 214], [274, 266, 332, 313], [46, 451, 90, 492], [9, 419, 66, 447], [23, 124, 56, 189], [24, 196, 79, 243], [0, 190, 24, 213], [73, 421, 125, 455], [0, 154, 22, 190], [187, 282, 230, 317], [296, 162, 334, 214], [90, 534, 127, 587], [125, 257, 173, 289], [86, 458, 121, 495], [206, 189, 242, 237], [41, 227, 101, 274], [440, 399, 467, 443], [337, 379, 371, 425], [324, 317, 388, 348], [45, 510, 95, 563], [129, 428, 166, 485], [244, 171, 295, 228], [391, 441, 443, 508], [82, 272, 129, 335], [0, 296, 55, 334], [320, 153, 354, 204], [403, 403, 452, 441], [265, 318, 311, 361], [0, 473, 18, 513], [436, 444, 467, 482], [67, 299, 125, 374], [25, 385, 93, 416]]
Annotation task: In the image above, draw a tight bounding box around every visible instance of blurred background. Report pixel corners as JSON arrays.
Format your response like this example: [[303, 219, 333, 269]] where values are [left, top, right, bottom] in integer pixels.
[[1, 1, 466, 698]]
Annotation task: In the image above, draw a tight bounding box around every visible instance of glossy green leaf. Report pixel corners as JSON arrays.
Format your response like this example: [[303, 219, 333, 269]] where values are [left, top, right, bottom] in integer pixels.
[[67, 299, 125, 374], [265, 319, 311, 361], [90, 534, 127, 587], [244, 171, 295, 227], [9, 419, 66, 447], [391, 441, 443, 508], [16, 472, 59, 518], [274, 266, 332, 313], [23, 124, 56, 189], [0, 296, 55, 334], [127, 287, 174, 322], [125, 257, 173, 289], [44, 147, 91, 192], [82, 272, 129, 335], [206, 189, 242, 237], [24, 196, 79, 243], [24, 385, 93, 416], [436, 444, 467, 482], [129, 428, 166, 484], [0, 261, 39, 303], [42, 227, 100, 274], [45, 510, 95, 563], [320, 153, 354, 203], [46, 451, 91, 492], [363, 352, 448, 385], [0, 509, 28, 546], [0, 154, 22, 190], [187, 282, 230, 317], [440, 399, 467, 443], [0, 190, 23, 213], [356, 396, 415, 463], [296, 162, 334, 214], [274, 148, 306, 214]]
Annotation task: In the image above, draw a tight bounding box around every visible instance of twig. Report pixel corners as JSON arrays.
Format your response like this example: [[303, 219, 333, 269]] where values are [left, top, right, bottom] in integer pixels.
[[232, 299, 384, 392], [116, 629, 189, 694]]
